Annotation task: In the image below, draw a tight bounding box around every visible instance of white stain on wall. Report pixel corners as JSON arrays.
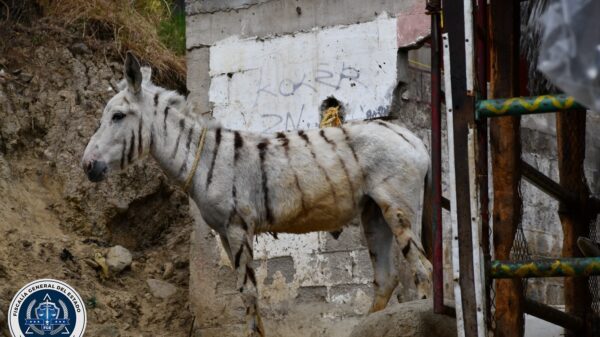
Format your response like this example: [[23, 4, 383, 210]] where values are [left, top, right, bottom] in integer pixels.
[[208, 14, 398, 133]]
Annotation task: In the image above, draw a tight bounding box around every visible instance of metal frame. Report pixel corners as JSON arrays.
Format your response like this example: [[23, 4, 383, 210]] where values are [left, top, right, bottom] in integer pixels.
[[476, 95, 586, 119], [435, 0, 599, 336]]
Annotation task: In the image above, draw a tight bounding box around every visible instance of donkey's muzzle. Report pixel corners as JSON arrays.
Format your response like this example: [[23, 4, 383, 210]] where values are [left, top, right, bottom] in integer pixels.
[[84, 159, 107, 182]]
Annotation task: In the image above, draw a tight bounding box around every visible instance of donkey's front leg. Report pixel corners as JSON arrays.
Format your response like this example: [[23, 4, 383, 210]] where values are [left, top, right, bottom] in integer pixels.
[[226, 221, 265, 337]]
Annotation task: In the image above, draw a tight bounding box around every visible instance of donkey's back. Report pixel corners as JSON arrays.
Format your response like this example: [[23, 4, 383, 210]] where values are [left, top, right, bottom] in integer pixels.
[[212, 119, 429, 235]]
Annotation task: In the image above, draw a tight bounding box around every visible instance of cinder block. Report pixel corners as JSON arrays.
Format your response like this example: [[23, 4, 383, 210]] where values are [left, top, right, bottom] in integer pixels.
[[320, 221, 366, 252], [319, 252, 353, 285], [351, 250, 373, 283], [328, 284, 373, 305], [264, 256, 295, 285], [296, 286, 328, 303]]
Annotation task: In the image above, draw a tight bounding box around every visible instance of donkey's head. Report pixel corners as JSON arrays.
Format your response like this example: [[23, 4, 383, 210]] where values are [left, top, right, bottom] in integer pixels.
[[82, 52, 156, 182]]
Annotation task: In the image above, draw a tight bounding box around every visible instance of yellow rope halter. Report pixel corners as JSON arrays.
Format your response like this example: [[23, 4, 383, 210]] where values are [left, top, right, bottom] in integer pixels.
[[183, 127, 208, 191], [319, 106, 342, 128]]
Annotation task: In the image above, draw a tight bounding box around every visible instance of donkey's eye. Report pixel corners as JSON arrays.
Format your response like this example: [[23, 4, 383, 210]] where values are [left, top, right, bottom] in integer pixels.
[[112, 112, 126, 122]]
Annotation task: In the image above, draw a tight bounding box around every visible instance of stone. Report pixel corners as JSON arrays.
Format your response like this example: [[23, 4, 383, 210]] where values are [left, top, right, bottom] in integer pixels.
[[349, 299, 457, 337], [70, 42, 91, 55], [106, 245, 132, 273], [162, 262, 174, 279], [146, 279, 177, 299]]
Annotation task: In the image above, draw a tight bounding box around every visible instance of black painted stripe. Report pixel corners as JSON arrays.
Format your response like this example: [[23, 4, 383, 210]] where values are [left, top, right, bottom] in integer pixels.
[[377, 121, 414, 147], [278, 133, 306, 212], [297, 130, 309, 143], [171, 119, 185, 158], [234, 244, 244, 269], [137, 118, 143, 156], [276, 132, 290, 154], [246, 266, 256, 286], [341, 126, 366, 182], [178, 126, 195, 176], [120, 138, 126, 169], [206, 128, 222, 189], [163, 106, 169, 133], [319, 129, 335, 148], [293, 173, 307, 212], [257, 140, 274, 224], [185, 126, 194, 150], [338, 155, 355, 202], [402, 242, 411, 258], [297, 130, 338, 203], [150, 125, 155, 152], [340, 127, 359, 162], [322, 129, 355, 202], [234, 131, 243, 161], [127, 129, 135, 163]]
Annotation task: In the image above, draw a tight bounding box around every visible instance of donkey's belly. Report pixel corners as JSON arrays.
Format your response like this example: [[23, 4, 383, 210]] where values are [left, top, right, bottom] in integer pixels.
[[266, 196, 359, 234]]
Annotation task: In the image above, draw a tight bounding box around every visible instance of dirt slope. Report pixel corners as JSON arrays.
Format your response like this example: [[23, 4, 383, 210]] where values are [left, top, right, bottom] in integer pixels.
[[0, 18, 194, 337]]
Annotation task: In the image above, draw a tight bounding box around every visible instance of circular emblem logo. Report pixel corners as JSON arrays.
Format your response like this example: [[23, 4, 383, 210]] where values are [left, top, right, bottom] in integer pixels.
[[7, 279, 86, 337]]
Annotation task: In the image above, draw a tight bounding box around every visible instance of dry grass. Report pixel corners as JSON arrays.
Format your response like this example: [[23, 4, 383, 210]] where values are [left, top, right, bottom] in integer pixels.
[[43, 0, 186, 90]]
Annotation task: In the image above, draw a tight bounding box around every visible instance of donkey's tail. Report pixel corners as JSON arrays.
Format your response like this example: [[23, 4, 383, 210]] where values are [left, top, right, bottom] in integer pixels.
[[420, 163, 433, 262]]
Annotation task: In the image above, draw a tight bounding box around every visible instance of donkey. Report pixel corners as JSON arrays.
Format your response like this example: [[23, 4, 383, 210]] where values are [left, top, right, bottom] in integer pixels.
[[82, 53, 433, 336]]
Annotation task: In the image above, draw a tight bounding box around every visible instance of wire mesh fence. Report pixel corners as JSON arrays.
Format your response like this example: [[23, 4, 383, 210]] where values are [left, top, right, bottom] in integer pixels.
[[589, 215, 600, 333]]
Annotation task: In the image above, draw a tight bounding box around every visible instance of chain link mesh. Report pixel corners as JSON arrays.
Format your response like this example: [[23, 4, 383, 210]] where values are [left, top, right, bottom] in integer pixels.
[[589, 215, 600, 333], [511, 224, 531, 298]]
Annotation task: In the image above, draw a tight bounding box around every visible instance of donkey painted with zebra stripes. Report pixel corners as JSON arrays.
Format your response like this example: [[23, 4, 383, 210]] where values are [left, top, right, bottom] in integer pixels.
[[82, 53, 432, 336]]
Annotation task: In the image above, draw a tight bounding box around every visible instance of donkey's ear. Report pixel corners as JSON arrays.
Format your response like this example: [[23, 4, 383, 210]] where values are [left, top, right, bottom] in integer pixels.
[[124, 51, 142, 94]]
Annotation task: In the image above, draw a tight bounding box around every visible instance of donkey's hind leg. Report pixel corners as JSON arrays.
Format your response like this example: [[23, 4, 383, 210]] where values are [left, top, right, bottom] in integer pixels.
[[362, 197, 400, 312], [370, 192, 433, 300], [225, 217, 265, 337]]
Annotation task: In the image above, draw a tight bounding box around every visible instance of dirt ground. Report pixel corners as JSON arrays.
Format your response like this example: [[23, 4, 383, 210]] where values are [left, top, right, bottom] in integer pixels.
[[0, 16, 195, 337]]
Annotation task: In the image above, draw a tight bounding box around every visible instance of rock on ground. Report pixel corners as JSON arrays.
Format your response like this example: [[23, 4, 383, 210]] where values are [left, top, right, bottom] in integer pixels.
[[349, 299, 457, 337], [106, 245, 133, 273], [147, 279, 178, 299]]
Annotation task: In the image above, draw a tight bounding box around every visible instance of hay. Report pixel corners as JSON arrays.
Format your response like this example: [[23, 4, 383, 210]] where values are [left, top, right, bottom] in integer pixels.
[[43, 0, 186, 90]]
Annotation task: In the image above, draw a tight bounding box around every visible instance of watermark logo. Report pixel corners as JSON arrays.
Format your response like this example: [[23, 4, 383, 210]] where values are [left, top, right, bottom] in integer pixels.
[[8, 279, 86, 336]]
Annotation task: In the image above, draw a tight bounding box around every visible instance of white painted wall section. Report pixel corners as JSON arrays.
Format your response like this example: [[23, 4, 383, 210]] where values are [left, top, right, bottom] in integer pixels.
[[209, 15, 398, 133]]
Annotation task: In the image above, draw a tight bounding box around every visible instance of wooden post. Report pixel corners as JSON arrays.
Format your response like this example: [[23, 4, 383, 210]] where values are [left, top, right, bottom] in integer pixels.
[[489, 1, 524, 336], [556, 110, 593, 337]]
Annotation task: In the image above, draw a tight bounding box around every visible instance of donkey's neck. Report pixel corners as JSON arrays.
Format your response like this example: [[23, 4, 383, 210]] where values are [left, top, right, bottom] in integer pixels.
[[147, 97, 207, 187]]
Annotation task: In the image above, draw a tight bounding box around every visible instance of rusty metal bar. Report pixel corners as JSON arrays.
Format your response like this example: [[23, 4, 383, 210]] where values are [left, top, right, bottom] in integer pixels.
[[444, 0, 480, 333], [521, 160, 577, 206], [474, 0, 490, 329], [556, 109, 594, 337], [524, 298, 584, 333], [476, 95, 585, 119], [428, 0, 444, 315], [490, 257, 600, 278]]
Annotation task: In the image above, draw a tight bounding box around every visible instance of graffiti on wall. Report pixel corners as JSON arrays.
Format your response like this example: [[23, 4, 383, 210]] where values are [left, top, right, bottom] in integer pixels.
[[208, 15, 398, 133]]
